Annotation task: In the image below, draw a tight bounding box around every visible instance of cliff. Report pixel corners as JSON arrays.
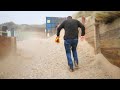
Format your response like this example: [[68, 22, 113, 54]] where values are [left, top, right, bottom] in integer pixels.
[[73, 11, 120, 67]]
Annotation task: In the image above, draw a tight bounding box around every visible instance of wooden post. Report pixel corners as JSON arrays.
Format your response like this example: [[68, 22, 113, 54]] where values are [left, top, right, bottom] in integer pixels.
[[94, 19, 101, 54]]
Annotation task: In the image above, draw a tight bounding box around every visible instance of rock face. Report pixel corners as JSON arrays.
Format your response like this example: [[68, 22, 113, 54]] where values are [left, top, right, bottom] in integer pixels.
[[99, 18, 120, 67], [73, 11, 120, 67]]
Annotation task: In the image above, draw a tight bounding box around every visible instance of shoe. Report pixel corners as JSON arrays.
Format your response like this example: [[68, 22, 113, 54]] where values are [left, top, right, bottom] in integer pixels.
[[68, 65, 74, 72], [74, 61, 79, 69], [69, 68, 74, 72]]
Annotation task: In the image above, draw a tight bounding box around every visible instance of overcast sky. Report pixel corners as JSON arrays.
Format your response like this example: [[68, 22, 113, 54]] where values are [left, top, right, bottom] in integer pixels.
[[0, 11, 78, 25]]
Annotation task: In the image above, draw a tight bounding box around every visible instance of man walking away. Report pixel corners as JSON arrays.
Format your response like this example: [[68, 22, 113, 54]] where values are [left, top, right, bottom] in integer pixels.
[[56, 16, 85, 72]]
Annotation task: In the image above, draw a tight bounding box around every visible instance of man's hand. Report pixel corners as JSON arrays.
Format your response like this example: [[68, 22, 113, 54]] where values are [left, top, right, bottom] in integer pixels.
[[80, 36, 85, 41], [55, 36, 60, 43]]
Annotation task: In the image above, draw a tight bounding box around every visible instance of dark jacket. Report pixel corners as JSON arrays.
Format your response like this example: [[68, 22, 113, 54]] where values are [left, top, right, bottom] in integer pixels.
[[57, 19, 85, 40]]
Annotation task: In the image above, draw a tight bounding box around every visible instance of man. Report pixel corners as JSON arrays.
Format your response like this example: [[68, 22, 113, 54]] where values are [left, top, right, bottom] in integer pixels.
[[56, 16, 85, 72]]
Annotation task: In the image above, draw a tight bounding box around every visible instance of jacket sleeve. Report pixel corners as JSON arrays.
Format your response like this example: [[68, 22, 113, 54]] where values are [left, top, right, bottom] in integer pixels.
[[78, 21, 85, 36], [56, 21, 65, 37]]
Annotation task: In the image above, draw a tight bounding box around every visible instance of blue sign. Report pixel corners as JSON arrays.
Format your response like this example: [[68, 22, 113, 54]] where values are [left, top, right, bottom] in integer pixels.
[[46, 17, 66, 32]]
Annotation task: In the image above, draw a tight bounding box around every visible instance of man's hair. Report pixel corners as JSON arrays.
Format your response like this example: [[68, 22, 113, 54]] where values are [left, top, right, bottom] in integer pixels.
[[67, 16, 72, 19]]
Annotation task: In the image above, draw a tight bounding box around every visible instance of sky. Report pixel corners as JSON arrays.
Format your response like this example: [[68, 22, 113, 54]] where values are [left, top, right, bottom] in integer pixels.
[[0, 11, 78, 25]]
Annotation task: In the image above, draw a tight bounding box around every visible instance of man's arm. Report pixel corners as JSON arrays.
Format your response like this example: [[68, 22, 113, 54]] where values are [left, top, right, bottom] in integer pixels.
[[56, 21, 65, 37], [78, 21, 85, 36]]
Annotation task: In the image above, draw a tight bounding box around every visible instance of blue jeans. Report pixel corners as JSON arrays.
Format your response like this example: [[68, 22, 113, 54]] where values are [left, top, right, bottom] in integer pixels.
[[64, 39, 78, 68]]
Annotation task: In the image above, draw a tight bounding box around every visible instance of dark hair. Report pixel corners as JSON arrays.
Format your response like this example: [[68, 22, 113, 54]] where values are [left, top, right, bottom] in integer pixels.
[[67, 16, 72, 19]]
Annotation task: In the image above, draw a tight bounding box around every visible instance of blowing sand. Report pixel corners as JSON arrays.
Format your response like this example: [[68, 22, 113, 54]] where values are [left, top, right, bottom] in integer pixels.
[[0, 30, 120, 79]]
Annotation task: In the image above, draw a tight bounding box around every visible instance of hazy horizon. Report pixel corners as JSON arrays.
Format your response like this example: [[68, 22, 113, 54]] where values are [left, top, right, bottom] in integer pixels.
[[0, 11, 78, 25]]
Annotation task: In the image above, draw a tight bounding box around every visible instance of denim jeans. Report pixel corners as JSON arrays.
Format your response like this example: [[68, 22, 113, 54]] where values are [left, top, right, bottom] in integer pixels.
[[64, 38, 78, 68]]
